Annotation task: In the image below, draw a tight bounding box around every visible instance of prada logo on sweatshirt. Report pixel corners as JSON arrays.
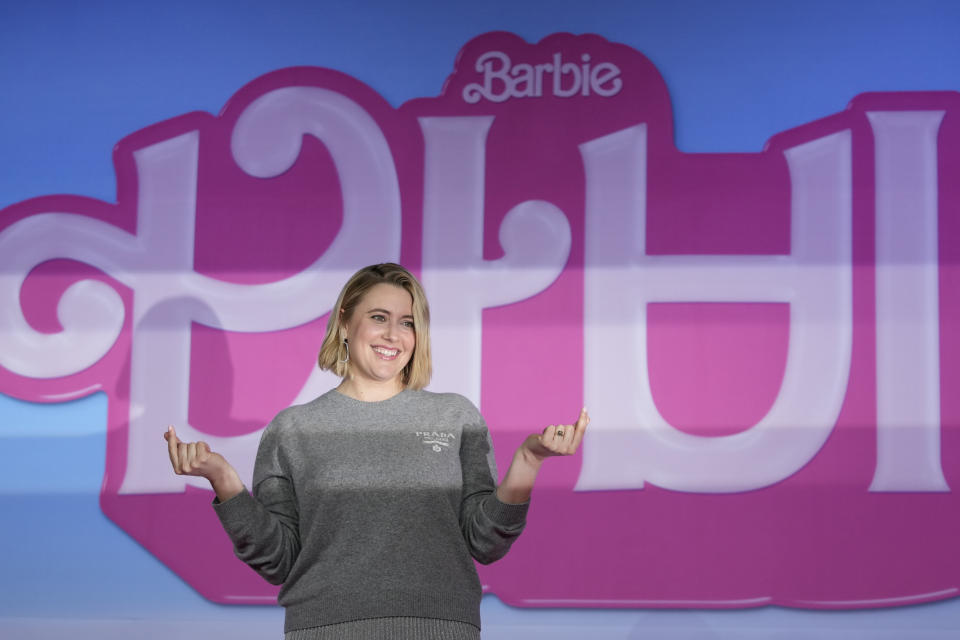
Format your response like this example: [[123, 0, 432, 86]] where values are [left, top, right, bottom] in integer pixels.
[[416, 431, 456, 453]]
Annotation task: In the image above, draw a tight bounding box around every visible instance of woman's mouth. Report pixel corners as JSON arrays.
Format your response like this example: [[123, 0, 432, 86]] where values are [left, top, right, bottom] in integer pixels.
[[372, 346, 399, 359]]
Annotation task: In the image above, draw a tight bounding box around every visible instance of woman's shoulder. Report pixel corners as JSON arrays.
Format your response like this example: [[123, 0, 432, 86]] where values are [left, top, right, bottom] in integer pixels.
[[263, 390, 341, 431], [407, 389, 482, 418]]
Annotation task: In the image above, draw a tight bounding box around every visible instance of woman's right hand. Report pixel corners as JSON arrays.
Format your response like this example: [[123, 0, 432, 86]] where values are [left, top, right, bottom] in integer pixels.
[[164, 426, 244, 501]]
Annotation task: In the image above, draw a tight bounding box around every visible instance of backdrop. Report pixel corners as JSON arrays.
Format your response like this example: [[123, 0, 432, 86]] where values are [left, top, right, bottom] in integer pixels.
[[3, 1, 960, 638]]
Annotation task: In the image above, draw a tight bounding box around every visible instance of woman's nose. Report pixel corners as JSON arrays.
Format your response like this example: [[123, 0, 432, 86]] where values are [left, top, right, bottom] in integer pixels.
[[381, 322, 397, 340]]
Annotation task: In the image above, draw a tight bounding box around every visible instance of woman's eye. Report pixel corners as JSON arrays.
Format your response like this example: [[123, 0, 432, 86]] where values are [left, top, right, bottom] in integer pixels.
[[371, 314, 385, 322], [402, 321, 415, 329]]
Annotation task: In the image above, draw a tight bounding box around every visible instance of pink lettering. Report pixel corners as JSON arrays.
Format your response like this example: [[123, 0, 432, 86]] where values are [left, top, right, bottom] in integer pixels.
[[461, 49, 622, 103]]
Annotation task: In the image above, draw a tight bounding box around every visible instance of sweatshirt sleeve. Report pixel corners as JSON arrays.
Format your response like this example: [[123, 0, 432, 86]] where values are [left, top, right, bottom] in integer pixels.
[[458, 410, 529, 565], [212, 414, 301, 585]]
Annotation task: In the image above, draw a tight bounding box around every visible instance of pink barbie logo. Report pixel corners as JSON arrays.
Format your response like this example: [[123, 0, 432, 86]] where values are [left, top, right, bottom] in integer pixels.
[[462, 50, 623, 102], [2, 32, 960, 609]]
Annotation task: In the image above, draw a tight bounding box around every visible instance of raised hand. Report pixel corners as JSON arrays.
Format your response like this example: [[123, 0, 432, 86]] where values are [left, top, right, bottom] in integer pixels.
[[525, 407, 590, 461], [164, 425, 244, 501], [497, 408, 590, 504]]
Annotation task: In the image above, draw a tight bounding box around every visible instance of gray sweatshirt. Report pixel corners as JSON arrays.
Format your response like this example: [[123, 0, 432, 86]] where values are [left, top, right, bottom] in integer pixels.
[[213, 389, 528, 633]]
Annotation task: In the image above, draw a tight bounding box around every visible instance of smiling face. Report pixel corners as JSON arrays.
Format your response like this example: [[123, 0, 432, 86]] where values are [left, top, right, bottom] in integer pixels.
[[340, 283, 416, 396]]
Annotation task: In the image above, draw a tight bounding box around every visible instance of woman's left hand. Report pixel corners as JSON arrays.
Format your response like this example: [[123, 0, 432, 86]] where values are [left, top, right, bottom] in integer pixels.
[[522, 407, 590, 462], [497, 408, 591, 504]]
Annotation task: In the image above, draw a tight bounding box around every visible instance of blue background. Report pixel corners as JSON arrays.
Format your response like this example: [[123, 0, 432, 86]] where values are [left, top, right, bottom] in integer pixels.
[[2, 1, 959, 637]]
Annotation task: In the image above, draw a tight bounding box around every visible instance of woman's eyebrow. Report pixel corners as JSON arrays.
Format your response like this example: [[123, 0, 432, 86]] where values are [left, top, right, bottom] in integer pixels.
[[365, 308, 413, 319]]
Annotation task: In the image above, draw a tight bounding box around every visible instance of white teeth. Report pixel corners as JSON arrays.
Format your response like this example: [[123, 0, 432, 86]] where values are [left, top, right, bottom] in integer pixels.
[[373, 347, 398, 356]]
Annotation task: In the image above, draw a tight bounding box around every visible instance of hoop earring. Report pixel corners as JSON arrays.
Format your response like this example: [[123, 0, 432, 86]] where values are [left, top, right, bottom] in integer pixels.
[[338, 338, 350, 364]]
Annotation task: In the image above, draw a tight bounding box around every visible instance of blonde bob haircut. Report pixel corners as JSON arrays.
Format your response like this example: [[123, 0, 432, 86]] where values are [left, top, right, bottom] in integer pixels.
[[317, 263, 432, 389]]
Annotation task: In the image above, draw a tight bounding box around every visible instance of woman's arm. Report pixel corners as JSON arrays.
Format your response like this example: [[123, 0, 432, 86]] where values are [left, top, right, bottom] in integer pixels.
[[458, 407, 590, 564], [163, 424, 301, 585], [496, 408, 589, 504]]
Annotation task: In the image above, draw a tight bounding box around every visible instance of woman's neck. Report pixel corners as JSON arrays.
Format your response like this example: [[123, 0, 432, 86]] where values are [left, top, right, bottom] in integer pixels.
[[336, 377, 404, 402]]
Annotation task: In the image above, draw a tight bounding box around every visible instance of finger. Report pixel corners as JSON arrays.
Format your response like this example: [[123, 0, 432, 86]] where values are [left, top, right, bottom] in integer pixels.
[[559, 424, 578, 456], [574, 407, 589, 430], [181, 441, 196, 473], [572, 408, 589, 451], [539, 425, 561, 454], [551, 422, 571, 453], [197, 441, 211, 463], [166, 426, 181, 473], [551, 425, 570, 452], [553, 424, 573, 454]]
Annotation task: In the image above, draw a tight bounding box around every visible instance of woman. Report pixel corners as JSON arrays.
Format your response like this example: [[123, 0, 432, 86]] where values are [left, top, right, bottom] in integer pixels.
[[164, 263, 588, 639]]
